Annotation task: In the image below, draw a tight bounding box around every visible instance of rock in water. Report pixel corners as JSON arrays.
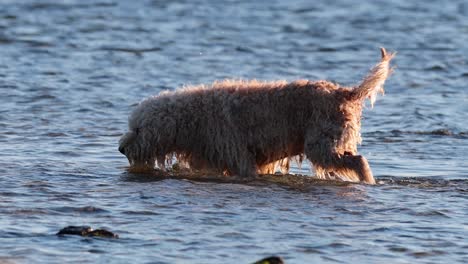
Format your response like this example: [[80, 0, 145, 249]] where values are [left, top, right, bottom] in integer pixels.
[[56, 226, 92, 236], [57, 226, 118, 238]]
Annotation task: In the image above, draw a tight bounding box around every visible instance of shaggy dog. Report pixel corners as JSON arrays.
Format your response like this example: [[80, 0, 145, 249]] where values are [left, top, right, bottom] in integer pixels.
[[119, 48, 395, 184]]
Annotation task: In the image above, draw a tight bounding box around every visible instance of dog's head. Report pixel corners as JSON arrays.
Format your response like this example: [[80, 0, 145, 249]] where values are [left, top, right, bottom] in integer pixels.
[[118, 127, 155, 172]]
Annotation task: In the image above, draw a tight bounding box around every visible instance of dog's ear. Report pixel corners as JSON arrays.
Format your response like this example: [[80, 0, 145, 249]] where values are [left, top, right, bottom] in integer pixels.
[[119, 131, 137, 148]]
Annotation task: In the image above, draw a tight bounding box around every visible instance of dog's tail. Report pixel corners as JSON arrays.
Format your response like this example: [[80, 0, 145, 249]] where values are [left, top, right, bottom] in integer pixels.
[[351, 47, 396, 107]]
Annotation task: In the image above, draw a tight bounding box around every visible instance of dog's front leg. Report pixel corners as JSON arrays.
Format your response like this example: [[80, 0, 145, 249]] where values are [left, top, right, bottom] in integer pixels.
[[156, 155, 166, 172], [257, 162, 276, 174], [230, 149, 258, 179]]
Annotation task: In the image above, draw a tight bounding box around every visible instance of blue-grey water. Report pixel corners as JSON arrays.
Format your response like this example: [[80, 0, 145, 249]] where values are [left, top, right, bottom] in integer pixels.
[[0, 0, 467, 263]]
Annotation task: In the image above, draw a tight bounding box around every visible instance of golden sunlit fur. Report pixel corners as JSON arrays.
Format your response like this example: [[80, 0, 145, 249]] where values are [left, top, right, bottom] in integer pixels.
[[119, 48, 395, 184]]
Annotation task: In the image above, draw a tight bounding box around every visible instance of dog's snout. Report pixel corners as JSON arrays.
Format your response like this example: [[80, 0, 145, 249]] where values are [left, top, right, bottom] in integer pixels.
[[119, 146, 125, 155]]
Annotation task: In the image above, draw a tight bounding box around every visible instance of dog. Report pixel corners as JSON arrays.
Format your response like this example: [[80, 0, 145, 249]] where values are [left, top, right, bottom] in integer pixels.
[[119, 48, 395, 184]]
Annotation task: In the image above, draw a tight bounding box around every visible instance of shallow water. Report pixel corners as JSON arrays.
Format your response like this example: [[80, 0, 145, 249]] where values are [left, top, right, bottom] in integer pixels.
[[0, 0, 467, 263]]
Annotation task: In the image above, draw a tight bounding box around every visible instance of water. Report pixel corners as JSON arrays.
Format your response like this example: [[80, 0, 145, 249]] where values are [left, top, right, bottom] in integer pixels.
[[0, 0, 467, 263]]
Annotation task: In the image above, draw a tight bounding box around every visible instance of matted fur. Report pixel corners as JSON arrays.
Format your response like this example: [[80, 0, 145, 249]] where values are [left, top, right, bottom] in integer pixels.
[[119, 48, 395, 184]]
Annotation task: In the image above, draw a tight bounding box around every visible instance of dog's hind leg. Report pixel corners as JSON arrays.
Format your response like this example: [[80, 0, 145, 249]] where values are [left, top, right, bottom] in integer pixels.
[[311, 155, 375, 184], [257, 158, 290, 175], [329, 155, 375, 184], [341, 155, 374, 184]]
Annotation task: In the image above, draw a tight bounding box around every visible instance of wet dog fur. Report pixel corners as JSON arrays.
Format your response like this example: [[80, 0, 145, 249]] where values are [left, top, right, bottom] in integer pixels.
[[119, 48, 395, 184]]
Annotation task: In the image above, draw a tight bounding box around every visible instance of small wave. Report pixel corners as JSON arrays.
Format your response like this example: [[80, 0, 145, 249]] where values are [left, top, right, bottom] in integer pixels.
[[88, 249, 107, 254], [367, 129, 467, 138], [317, 47, 338, 52], [76, 206, 109, 213], [388, 246, 409, 252], [40, 70, 62, 76], [216, 232, 252, 240], [122, 210, 160, 216], [424, 64, 447, 71], [52, 151, 81, 157], [281, 25, 309, 34], [413, 129, 454, 136], [93, 100, 114, 107], [99, 46, 162, 54], [409, 250, 446, 258], [43, 132, 67, 138], [30, 94, 57, 101], [411, 210, 450, 218], [13, 208, 50, 215], [235, 46, 254, 53], [311, 242, 351, 250], [23, 2, 116, 11], [87, 74, 113, 80], [293, 7, 319, 14], [17, 39, 53, 47], [377, 176, 468, 189], [0, 35, 13, 44], [52, 206, 109, 214]]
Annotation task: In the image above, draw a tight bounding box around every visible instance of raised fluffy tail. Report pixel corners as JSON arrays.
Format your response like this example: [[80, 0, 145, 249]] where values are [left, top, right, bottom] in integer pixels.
[[351, 47, 396, 107]]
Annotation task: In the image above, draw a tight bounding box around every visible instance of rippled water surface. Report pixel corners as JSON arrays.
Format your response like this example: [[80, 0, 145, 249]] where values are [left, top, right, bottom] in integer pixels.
[[1, 0, 467, 263]]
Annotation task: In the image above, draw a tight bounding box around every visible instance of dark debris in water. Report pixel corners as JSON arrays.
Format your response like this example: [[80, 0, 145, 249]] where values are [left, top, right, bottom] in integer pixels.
[[252, 256, 284, 264], [57, 226, 118, 238]]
